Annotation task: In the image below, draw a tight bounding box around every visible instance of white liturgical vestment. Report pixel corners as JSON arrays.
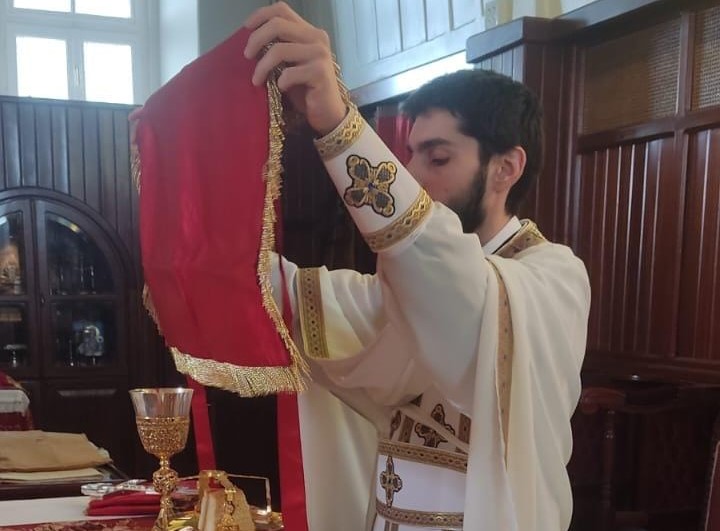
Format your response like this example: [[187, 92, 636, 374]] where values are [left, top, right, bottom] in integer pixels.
[[273, 105, 591, 531]]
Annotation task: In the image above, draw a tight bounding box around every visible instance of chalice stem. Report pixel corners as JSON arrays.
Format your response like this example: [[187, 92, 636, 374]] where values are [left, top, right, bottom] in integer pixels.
[[153, 456, 178, 531]]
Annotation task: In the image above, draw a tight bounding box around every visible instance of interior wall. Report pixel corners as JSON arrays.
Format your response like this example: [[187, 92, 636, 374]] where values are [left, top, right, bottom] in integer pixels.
[[158, 0, 199, 85], [561, 0, 596, 13], [197, 0, 269, 54]]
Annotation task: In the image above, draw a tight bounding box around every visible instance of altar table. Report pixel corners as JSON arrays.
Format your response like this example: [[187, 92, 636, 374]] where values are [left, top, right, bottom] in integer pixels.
[[0, 497, 154, 531]]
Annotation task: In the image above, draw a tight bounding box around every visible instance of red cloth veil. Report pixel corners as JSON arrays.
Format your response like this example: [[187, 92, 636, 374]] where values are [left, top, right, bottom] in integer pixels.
[[133, 29, 311, 531], [133, 29, 306, 395]]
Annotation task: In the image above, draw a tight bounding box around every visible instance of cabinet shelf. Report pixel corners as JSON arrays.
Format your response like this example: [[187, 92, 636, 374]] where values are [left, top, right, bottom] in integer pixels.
[[0, 295, 29, 304], [49, 294, 116, 303]]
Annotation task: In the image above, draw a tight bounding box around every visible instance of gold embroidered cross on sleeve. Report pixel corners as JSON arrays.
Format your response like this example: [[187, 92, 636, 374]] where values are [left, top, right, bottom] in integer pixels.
[[344, 155, 397, 217]]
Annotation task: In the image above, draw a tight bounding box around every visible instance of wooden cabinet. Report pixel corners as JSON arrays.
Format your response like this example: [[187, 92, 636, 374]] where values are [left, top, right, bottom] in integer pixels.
[[0, 198, 129, 376], [0, 95, 162, 475]]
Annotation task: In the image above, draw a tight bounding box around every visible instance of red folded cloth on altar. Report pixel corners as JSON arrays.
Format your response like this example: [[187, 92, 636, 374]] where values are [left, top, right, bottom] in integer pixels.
[[132, 28, 305, 396], [0, 370, 33, 431], [0, 370, 22, 390], [86, 491, 160, 517]]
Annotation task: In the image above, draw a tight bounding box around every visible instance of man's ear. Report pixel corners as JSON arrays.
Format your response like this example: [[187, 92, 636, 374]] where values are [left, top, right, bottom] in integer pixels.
[[489, 146, 526, 193]]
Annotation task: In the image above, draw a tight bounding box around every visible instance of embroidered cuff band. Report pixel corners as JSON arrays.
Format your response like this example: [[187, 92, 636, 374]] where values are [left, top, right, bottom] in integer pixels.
[[364, 188, 432, 252], [314, 104, 365, 161]]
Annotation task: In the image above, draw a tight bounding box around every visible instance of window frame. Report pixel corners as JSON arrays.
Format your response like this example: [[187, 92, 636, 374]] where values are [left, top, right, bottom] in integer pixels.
[[0, 0, 157, 104]]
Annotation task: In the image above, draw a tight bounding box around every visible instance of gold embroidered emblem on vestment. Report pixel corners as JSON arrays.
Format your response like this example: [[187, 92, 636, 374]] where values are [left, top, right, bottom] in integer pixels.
[[379, 456, 403, 507], [344, 155, 397, 217], [414, 403, 456, 448]]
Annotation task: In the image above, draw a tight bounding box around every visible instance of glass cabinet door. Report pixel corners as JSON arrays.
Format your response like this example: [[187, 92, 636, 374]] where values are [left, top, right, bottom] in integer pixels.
[[0, 211, 27, 295], [36, 201, 125, 374], [46, 213, 114, 296], [51, 301, 116, 367], [0, 304, 30, 369], [0, 201, 37, 374]]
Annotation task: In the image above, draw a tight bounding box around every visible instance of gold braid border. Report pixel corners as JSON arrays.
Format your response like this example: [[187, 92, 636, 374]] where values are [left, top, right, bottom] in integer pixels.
[[297, 268, 330, 359], [491, 219, 547, 462], [130, 76, 309, 396], [256, 75, 309, 390], [375, 499, 463, 529], [364, 188, 432, 252]]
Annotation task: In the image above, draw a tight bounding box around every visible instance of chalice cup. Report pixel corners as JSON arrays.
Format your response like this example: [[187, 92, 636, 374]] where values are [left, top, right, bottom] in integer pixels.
[[129, 388, 193, 531]]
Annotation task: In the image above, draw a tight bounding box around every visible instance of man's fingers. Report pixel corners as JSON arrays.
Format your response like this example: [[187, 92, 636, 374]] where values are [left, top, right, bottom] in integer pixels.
[[244, 16, 319, 59], [244, 1, 302, 30], [276, 62, 329, 93], [252, 42, 329, 86]]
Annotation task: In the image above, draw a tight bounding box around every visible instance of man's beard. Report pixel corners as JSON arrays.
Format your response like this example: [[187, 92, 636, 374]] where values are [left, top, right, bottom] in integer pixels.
[[445, 165, 487, 233]]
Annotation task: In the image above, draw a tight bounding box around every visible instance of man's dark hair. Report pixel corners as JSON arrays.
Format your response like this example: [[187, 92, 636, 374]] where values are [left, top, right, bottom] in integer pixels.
[[402, 69, 544, 215]]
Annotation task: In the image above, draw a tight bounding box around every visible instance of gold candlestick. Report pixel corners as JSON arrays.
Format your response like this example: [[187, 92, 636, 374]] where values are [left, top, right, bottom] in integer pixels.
[[130, 388, 193, 531]]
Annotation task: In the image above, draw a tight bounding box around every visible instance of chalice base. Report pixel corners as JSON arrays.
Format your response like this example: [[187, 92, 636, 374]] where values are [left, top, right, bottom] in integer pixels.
[[152, 465, 179, 531]]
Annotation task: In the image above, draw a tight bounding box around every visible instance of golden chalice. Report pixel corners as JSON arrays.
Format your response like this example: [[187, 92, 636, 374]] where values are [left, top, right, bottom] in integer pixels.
[[130, 387, 193, 531]]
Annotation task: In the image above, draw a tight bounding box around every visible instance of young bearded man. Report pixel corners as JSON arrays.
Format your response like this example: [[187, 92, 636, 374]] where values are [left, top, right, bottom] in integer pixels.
[[245, 3, 591, 530]]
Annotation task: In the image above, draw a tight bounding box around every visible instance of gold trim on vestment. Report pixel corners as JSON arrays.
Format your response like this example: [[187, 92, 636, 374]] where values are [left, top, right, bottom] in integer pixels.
[[375, 499, 463, 529], [131, 76, 309, 396], [297, 268, 330, 359], [313, 104, 365, 161], [378, 439, 468, 474], [490, 218, 547, 462], [490, 263, 513, 463], [496, 219, 547, 258], [364, 189, 433, 252]]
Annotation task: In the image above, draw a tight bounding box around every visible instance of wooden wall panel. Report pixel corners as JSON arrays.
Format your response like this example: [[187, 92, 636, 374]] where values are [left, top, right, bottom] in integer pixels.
[[582, 18, 681, 134], [19, 103, 37, 188], [35, 105, 53, 190], [2, 103, 21, 189], [51, 106, 69, 194], [523, 44, 575, 244], [0, 98, 136, 254], [578, 136, 682, 359], [475, 48, 518, 79], [82, 108, 101, 212], [99, 109, 117, 230], [67, 107, 85, 202], [678, 128, 720, 362], [114, 110, 133, 258]]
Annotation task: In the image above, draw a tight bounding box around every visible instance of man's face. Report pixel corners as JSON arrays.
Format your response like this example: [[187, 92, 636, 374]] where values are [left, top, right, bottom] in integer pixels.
[[407, 108, 487, 232]]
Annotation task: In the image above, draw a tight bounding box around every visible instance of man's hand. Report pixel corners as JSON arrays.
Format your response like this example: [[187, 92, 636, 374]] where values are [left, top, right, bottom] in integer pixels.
[[244, 1, 347, 135]]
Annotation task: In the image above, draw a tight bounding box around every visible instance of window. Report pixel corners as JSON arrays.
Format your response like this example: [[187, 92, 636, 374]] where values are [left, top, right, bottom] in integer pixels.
[[1, 0, 155, 104]]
